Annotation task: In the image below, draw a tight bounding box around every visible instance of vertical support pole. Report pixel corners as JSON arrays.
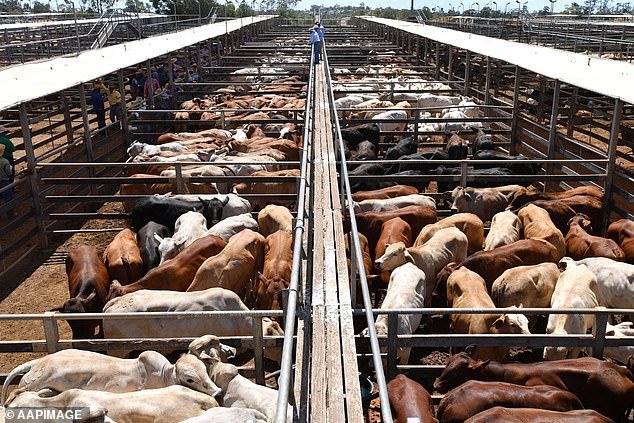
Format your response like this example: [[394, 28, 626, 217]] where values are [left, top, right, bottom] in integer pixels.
[[591, 307, 609, 358], [545, 80, 561, 191], [387, 313, 398, 381], [447, 46, 453, 83], [435, 42, 441, 80], [253, 316, 265, 385], [117, 69, 130, 143], [146, 59, 155, 108], [415, 38, 420, 64], [464, 51, 471, 96], [413, 109, 420, 145], [61, 94, 74, 145], [602, 98, 623, 233], [484, 56, 492, 112], [42, 312, 60, 353], [510, 66, 521, 156], [77, 84, 97, 195], [566, 86, 579, 138], [175, 163, 185, 194], [460, 161, 468, 187], [349, 239, 357, 308], [19, 103, 48, 248]]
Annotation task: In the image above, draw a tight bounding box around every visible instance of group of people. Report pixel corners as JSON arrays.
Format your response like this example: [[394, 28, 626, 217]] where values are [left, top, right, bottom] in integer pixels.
[[310, 21, 325, 64], [90, 80, 122, 129]]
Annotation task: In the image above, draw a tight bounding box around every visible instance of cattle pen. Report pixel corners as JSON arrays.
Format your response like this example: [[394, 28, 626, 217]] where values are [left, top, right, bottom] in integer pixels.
[[0, 13, 633, 423]]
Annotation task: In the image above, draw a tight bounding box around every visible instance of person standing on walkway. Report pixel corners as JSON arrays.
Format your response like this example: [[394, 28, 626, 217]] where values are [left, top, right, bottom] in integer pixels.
[[90, 82, 106, 129], [100, 82, 122, 125], [310, 26, 321, 65], [0, 127, 16, 182], [317, 21, 325, 42], [0, 144, 15, 218]]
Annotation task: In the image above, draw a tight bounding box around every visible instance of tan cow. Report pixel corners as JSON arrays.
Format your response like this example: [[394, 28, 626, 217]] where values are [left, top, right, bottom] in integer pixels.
[[484, 210, 523, 251], [258, 204, 293, 237], [188, 229, 265, 300], [257, 230, 293, 311], [491, 262, 559, 309], [519, 204, 566, 261], [414, 213, 484, 254], [103, 229, 144, 285], [446, 266, 530, 362]]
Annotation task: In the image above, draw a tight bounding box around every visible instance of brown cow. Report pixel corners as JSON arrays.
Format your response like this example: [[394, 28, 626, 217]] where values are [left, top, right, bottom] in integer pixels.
[[233, 169, 299, 208], [187, 229, 265, 299], [566, 214, 625, 260], [518, 204, 566, 261], [107, 234, 226, 299], [387, 374, 438, 423], [608, 218, 634, 264], [434, 353, 634, 421], [257, 230, 293, 311], [54, 245, 111, 339], [375, 217, 412, 286], [465, 407, 613, 423], [103, 229, 144, 285], [439, 239, 557, 292], [508, 185, 604, 210], [354, 205, 437, 251], [524, 195, 603, 234], [351, 185, 418, 202], [437, 380, 583, 423]]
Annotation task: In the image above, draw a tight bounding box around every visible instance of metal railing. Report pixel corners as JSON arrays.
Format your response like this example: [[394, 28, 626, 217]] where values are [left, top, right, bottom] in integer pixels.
[[323, 42, 394, 422], [273, 41, 314, 423]]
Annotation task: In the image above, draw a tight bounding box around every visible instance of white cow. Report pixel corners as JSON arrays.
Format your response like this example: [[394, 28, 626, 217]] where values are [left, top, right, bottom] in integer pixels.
[[491, 262, 560, 309], [102, 288, 283, 361], [372, 110, 407, 133], [5, 386, 218, 423], [1, 344, 221, 405], [127, 141, 188, 157], [437, 110, 482, 132], [364, 263, 427, 364], [180, 407, 268, 423], [352, 194, 436, 213], [484, 210, 523, 250], [207, 362, 293, 422], [132, 153, 202, 163], [375, 227, 468, 305], [170, 194, 252, 220], [156, 211, 208, 264], [569, 257, 634, 309], [415, 93, 462, 109], [450, 185, 525, 223], [543, 259, 599, 360], [602, 322, 634, 365], [207, 213, 258, 242]]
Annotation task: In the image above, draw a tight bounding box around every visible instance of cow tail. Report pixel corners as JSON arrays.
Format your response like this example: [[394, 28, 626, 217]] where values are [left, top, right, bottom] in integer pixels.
[[2, 360, 35, 406]]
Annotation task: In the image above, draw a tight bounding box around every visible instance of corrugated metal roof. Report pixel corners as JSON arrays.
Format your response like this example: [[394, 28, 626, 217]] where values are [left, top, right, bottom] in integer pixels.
[[361, 17, 634, 104], [0, 15, 273, 111]]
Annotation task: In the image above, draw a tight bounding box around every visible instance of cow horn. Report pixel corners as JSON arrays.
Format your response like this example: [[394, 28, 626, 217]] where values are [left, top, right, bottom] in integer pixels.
[[464, 344, 477, 357]]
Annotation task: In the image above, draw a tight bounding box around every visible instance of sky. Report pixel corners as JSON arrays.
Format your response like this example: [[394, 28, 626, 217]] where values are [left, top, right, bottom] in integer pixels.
[[294, 0, 567, 12]]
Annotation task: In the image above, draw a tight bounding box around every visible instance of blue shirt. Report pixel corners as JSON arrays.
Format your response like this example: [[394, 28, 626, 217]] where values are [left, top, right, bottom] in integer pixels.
[[317, 26, 325, 40], [90, 90, 104, 111], [310, 30, 320, 44]]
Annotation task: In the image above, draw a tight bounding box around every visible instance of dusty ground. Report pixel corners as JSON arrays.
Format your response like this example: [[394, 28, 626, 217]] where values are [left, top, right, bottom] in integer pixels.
[[0, 202, 125, 373]]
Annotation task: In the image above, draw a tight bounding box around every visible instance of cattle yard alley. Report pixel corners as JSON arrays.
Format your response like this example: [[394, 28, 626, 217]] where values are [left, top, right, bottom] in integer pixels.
[[0, 14, 634, 423]]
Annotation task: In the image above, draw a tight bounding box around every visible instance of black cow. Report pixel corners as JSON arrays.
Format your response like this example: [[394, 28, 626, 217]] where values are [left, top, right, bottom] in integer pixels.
[[389, 170, 429, 192], [446, 133, 469, 160], [473, 129, 495, 155], [397, 150, 451, 173], [435, 166, 515, 192], [350, 140, 376, 161], [349, 163, 387, 192], [473, 150, 540, 175], [385, 136, 417, 161], [341, 123, 380, 150], [137, 221, 171, 274], [130, 196, 222, 231]]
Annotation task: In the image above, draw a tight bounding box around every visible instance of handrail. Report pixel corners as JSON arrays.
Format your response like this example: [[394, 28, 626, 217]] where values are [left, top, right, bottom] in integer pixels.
[[322, 41, 394, 423], [273, 42, 314, 423]]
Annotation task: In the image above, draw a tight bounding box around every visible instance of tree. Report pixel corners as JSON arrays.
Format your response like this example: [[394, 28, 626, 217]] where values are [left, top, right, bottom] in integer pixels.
[[32, 1, 52, 11], [0, 0, 23, 13], [125, 0, 150, 12], [79, 0, 116, 13]]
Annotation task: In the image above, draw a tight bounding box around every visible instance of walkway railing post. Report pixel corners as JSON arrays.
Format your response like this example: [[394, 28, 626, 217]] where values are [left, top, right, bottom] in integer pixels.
[[510, 66, 521, 156], [602, 98, 623, 233], [545, 79, 561, 190], [77, 84, 97, 195]]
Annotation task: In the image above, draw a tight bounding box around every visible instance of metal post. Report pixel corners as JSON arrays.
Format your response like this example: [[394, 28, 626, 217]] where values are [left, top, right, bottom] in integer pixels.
[[146, 59, 155, 108], [117, 70, 130, 143], [545, 80, 561, 190], [349, 240, 357, 308], [19, 103, 48, 249], [253, 316, 265, 385], [61, 94, 74, 145], [566, 86, 579, 138], [387, 314, 398, 381], [484, 56, 492, 111], [447, 46, 453, 82], [591, 308, 609, 358], [602, 98, 623, 233], [77, 84, 97, 195], [414, 109, 420, 145], [460, 161, 468, 187], [510, 66, 521, 156], [175, 163, 185, 194], [42, 312, 60, 353], [464, 51, 471, 96], [435, 41, 441, 80]]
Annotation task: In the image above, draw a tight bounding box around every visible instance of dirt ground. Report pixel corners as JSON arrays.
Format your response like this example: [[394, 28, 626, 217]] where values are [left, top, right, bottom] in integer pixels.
[[0, 202, 125, 373]]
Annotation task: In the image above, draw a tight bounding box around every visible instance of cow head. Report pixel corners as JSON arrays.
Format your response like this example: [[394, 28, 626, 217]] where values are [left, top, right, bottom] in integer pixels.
[[174, 353, 222, 398], [126, 142, 144, 157], [52, 292, 100, 339], [434, 352, 490, 393], [375, 242, 414, 272], [257, 273, 289, 311], [450, 186, 473, 213], [490, 307, 530, 335], [568, 213, 593, 232], [155, 234, 176, 264], [199, 196, 230, 227], [262, 317, 284, 363], [188, 335, 236, 363]]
